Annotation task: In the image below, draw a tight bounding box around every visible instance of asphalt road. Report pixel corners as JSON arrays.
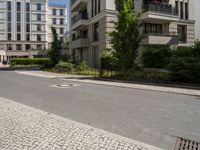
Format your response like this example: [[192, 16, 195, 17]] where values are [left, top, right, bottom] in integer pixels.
[[0, 70, 200, 150]]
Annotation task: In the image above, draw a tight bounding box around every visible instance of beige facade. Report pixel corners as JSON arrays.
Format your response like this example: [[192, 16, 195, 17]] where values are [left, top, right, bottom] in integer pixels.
[[0, 0, 67, 65], [70, 0, 196, 68]]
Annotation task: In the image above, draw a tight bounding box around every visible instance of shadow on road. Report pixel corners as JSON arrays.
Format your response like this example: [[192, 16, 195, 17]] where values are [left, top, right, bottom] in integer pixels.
[[0, 67, 40, 71]]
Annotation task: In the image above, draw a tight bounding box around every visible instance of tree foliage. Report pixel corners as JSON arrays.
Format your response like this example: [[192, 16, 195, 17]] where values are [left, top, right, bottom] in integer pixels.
[[48, 27, 62, 66], [110, 0, 141, 71]]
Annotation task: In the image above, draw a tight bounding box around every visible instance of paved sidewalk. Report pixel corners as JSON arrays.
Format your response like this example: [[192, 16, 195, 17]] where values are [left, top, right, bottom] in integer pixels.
[[16, 70, 200, 96], [0, 97, 162, 150]]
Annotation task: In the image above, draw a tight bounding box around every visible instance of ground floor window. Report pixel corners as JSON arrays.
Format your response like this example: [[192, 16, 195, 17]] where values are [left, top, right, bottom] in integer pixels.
[[178, 25, 187, 43]]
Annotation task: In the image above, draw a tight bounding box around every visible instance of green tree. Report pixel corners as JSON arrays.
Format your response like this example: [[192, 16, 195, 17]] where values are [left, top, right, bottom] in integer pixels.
[[110, 0, 141, 71], [48, 27, 62, 66]]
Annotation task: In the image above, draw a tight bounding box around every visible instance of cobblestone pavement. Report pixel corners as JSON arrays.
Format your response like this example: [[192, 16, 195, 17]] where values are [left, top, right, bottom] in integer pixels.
[[16, 70, 200, 96], [0, 97, 162, 150]]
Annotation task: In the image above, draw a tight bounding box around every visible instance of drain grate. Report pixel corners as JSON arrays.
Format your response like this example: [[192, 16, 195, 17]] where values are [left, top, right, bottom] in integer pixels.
[[174, 138, 200, 150], [50, 84, 80, 88]]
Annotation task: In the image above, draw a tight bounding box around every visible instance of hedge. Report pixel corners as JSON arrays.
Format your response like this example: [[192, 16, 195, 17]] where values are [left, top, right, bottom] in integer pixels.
[[10, 58, 51, 66]]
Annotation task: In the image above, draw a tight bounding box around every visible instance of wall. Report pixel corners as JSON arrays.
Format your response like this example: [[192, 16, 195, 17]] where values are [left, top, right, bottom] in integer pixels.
[[194, 0, 200, 40]]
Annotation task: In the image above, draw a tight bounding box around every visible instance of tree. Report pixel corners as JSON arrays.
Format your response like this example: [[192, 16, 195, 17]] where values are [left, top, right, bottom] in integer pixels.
[[48, 27, 62, 66], [110, 0, 141, 71]]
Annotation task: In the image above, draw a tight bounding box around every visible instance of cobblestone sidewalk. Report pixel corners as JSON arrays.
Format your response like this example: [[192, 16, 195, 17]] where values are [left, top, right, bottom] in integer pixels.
[[0, 97, 162, 150]]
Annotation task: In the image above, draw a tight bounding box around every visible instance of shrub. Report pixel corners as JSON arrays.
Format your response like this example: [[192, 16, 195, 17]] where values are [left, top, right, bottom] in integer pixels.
[[55, 61, 74, 73], [101, 50, 118, 71], [167, 45, 200, 83], [10, 58, 50, 66], [142, 45, 171, 68], [76, 61, 90, 71]]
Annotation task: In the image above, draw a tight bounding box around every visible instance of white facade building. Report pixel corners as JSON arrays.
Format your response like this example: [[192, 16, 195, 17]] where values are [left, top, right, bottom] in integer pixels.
[[0, 0, 67, 65], [70, 0, 196, 68], [194, 0, 200, 40]]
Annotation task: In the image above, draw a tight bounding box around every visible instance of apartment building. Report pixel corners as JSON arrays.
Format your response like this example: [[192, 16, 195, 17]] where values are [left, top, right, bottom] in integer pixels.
[[70, 0, 195, 68], [194, 0, 200, 40], [0, 0, 67, 65]]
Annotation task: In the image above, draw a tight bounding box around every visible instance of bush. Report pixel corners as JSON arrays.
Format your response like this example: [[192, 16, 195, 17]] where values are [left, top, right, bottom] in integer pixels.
[[76, 61, 90, 71], [55, 61, 74, 73], [167, 45, 200, 83], [142, 45, 171, 68], [10, 58, 50, 66], [101, 50, 118, 71]]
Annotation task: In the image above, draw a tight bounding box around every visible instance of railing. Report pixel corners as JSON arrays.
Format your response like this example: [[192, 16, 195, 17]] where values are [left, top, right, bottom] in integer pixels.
[[71, 12, 88, 25], [144, 32, 178, 37], [72, 36, 88, 41], [143, 3, 178, 16]]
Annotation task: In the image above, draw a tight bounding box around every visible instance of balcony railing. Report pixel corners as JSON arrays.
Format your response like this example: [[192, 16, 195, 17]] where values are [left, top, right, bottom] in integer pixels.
[[143, 3, 178, 16], [71, 12, 88, 25]]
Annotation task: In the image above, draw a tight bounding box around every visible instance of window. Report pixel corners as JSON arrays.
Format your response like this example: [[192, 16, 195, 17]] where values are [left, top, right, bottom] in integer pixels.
[[52, 9, 56, 15], [37, 45, 42, 49], [144, 23, 162, 34], [7, 33, 11, 41], [37, 3, 41, 11], [37, 35, 41, 41], [93, 22, 99, 41], [17, 12, 21, 22], [26, 45, 31, 50], [26, 34, 30, 41], [7, 1, 11, 10], [17, 33, 21, 41], [60, 18, 64, 25], [37, 14, 41, 21], [52, 18, 56, 24], [180, 2, 183, 19], [26, 24, 30, 32], [17, 2, 21, 11], [178, 25, 187, 43], [26, 3, 30, 11], [7, 22, 11, 32], [91, 0, 100, 17], [7, 44, 12, 50], [60, 28, 64, 34], [17, 23, 21, 32], [37, 24, 41, 31], [60, 9, 64, 15], [175, 1, 178, 15], [185, 3, 188, 20], [16, 44, 22, 50], [7, 12, 11, 21], [26, 13, 30, 22]]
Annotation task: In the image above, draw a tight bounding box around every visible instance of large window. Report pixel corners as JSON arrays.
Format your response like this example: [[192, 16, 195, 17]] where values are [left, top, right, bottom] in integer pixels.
[[60, 18, 64, 25], [7, 1, 11, 10], [178, 25, 187, 43], [17, 23, 21, 32], [26, 45, 31, 50], [26, 24, 30, 32], [7, 22, 11, 32], [37, 35, 41, 41], [16, 44, 22, 50], [7, 33, 11, 41], [7, 44, 12, 50], [144, 23, 162, 34], [26, 13, 30, 22], [52, 9, 56, 15], [17, 33, 21, 41], [26, 34, 30, 41], [185, 3, 188, 20], [93, 22, 99, 41], [17, 13, 21, 22], [37, 3, 41, 11], [91, 0, 101, 17], [7, 12, 11, 21], [60, 28, 64, 34], [180, 2, 183, 19], [26, 3, 30, 12], [37, 14, 41, 21], [60, 9, 64, 15], [52, 18, 56, 24], [17, 2, 21, 11], [37, 24, 42, 31]]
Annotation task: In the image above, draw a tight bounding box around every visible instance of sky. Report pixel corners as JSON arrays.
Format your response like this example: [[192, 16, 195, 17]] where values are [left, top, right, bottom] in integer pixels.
[[49, 0, 70, 31]]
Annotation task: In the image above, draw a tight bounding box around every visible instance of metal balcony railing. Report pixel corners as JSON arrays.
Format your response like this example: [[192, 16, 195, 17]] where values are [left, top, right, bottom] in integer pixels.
[[71, 12, 88, 25], [143, 3, 178, 16]]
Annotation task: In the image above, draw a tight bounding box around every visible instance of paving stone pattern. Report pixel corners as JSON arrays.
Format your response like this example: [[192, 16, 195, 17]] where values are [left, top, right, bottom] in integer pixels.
[[0, 98, 162, 150]]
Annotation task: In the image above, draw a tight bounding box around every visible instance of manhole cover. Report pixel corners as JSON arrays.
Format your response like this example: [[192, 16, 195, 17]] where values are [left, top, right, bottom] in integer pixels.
[[50, 84, 80, 88], [174, 138, 200, 150]]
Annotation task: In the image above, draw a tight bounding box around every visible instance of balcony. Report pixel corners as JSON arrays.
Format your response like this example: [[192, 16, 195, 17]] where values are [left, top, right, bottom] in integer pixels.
[[142, 33, 179, 45], [141, 3, 179, 23], [71, 0, 88, 12], [71, 37, 89, 49], [71, 12, 88, 30]]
